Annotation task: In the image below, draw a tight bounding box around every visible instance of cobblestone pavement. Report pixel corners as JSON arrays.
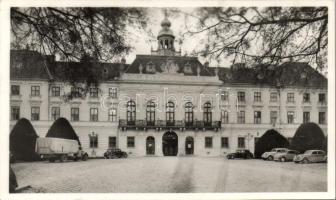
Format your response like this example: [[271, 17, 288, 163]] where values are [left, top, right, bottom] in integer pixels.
[[11, 157, 327, 193]]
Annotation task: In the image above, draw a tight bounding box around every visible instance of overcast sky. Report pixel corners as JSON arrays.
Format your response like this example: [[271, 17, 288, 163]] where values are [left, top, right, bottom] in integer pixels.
[[124, 8, 232, 68]]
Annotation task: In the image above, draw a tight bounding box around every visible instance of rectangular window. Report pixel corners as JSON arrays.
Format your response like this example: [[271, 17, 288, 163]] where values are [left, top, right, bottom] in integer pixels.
[[237, 92, 245, 102], [254, 92, 261, 102], [51, 86, 60, 97], [71, 107, 79, 121], [319, 93, 326, 103], [127, 136, 135, 148], [287, 111, 294, 124], [51, 107, 60, 120], [31, 107, 40, 121], [205, 137, 213, 148], [90, 87, 99, 98], [108, 108, 117, 122], [270, 111, 277, 125], [221, 137, 229, 148], [238, 137, 245, 148], [109, 87, 118, 98], [221, 110, 229, 124], [254, 111, 261, 124], [319, 112, 326, 124], [89, 135, 98, 148], [109, 136, 117, 148], [71, 87, 82, 98], [237, 111, 245, 124], [221, 91, 228, 101], [11, 85, 20, 95], [287, 93, 294, 102], [11, 106, 20, 120], [270, 92, 278, 102], [31, 86, 40, 96], [303, 112, 310, 123], [90, 108, 98, 121], [303, 93, 310, 102]]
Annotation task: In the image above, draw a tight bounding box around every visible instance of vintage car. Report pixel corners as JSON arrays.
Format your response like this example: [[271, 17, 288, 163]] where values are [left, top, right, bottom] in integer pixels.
[[261, 148, 289, 161], [104, 148, 128, 159], [226, 149, 254, 159], [273, 149, 300, 162], [293, 150, 327, 164]]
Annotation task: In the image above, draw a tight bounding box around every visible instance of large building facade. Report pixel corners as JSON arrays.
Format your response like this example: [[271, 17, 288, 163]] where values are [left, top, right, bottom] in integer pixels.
[[10, 17, 328, 157]]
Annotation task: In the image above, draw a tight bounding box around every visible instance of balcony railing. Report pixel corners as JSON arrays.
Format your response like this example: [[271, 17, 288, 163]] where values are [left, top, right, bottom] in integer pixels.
[[119, 119, 221, 131]]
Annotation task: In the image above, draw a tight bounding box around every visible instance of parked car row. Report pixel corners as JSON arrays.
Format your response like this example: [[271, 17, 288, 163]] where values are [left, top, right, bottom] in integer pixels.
[[261, 148, 327, 163], [226, 148, 327, 164]]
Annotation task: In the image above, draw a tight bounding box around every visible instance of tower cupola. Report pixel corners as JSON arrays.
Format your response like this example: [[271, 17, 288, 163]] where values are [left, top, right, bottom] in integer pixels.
[[151, 10, 181, 56]]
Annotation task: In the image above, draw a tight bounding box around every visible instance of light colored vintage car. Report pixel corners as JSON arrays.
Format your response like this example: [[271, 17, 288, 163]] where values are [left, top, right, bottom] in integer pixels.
[[293, 150, 327, 164], [261, 148, 288, 161], [273, 149, 300, 162]]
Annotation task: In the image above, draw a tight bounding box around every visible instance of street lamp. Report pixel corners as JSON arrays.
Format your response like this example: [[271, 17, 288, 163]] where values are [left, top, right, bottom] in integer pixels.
[[89, 131, 97, 157]]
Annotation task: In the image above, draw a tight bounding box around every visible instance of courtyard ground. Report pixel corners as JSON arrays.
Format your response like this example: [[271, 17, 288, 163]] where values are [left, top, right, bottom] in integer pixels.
[[11, 156, 327, 193]]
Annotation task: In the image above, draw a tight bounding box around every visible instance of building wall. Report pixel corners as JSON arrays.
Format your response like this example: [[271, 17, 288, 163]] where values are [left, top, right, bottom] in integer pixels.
[[10, 76, 328, 157]]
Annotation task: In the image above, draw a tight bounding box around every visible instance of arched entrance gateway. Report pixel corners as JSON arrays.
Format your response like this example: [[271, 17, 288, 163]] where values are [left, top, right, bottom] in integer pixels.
[[146, 136, 155, 155], [162, 131, 178, 156], [185, 136, 194, 155]]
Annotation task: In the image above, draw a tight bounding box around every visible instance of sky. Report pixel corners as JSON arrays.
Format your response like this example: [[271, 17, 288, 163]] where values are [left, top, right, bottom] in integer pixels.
[[124, 8, 231, 68]]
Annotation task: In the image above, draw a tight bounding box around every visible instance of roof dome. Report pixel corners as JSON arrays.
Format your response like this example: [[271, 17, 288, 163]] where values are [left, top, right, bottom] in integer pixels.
[[158, 29, 174, 38], [158, 17, 174, 38], [161, 17, 171, 27]]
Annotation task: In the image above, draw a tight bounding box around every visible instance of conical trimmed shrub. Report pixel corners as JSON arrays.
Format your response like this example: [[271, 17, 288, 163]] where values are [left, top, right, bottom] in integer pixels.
[[46, 117, 80, 145], [254, 129, 289, 158], [290, 123, 325, 153], [10, 118, 39, 161]]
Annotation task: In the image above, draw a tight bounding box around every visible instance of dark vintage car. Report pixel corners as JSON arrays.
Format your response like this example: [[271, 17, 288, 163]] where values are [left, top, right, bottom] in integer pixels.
[[226, 149, 254, 159], [104, 148, 128, 159]]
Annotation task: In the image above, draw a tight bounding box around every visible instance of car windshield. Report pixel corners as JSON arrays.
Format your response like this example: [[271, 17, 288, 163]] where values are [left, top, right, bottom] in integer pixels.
[[304, 150, 314, 154], [271, 149, 277, 152]]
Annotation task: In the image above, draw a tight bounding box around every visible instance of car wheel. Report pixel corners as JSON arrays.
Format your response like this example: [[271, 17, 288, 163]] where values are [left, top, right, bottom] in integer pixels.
[[59, 155, 66, 162], [280, 157, 286, 162], [267, 156, 273, 161], [82, 154, 88, 161], [49, 158, 55, 163], [302, 158, 309, 164]]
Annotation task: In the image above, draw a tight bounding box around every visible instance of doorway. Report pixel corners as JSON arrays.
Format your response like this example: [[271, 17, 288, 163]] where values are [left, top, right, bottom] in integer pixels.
[[162, 131, 178, 156], [146, 136, 155, 155]]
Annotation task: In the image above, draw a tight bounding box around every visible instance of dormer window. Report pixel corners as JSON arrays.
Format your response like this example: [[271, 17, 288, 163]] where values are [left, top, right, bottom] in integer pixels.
[[184, 63, 193, 74], [146, 62, 156, 73]]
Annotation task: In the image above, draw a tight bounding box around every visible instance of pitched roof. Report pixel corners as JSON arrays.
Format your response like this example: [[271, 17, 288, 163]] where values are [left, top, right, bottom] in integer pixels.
[[126, 54, 214, 76], [49, 61, 125, 82], [217, 62, 327, 88], [10, 50, 327, 88], [10, 50, 52, 80]]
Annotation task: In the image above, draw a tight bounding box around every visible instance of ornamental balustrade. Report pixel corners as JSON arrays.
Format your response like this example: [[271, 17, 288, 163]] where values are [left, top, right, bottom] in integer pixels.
[[119, 119, 221, 131]]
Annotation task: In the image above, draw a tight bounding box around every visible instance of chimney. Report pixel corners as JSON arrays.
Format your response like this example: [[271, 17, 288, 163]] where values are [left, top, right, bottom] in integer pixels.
[[204, 61, 209, 68], [139, 64, 143, 74], [121, 57, 126, 64], [214, 67, 219, 77], [197, 65, 201, 76]]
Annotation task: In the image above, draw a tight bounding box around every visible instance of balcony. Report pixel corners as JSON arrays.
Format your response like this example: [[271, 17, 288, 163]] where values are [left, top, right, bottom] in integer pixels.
[[119, 119, 221, 131]]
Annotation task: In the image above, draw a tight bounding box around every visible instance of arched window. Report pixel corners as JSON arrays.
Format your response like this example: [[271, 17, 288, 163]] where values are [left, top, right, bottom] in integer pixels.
[[166, 101, 175, 126], [146, 101, 155, 126], [185, 102, 194, 126], [203, 102, 212, 126], [126, 100, 136, 125]]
